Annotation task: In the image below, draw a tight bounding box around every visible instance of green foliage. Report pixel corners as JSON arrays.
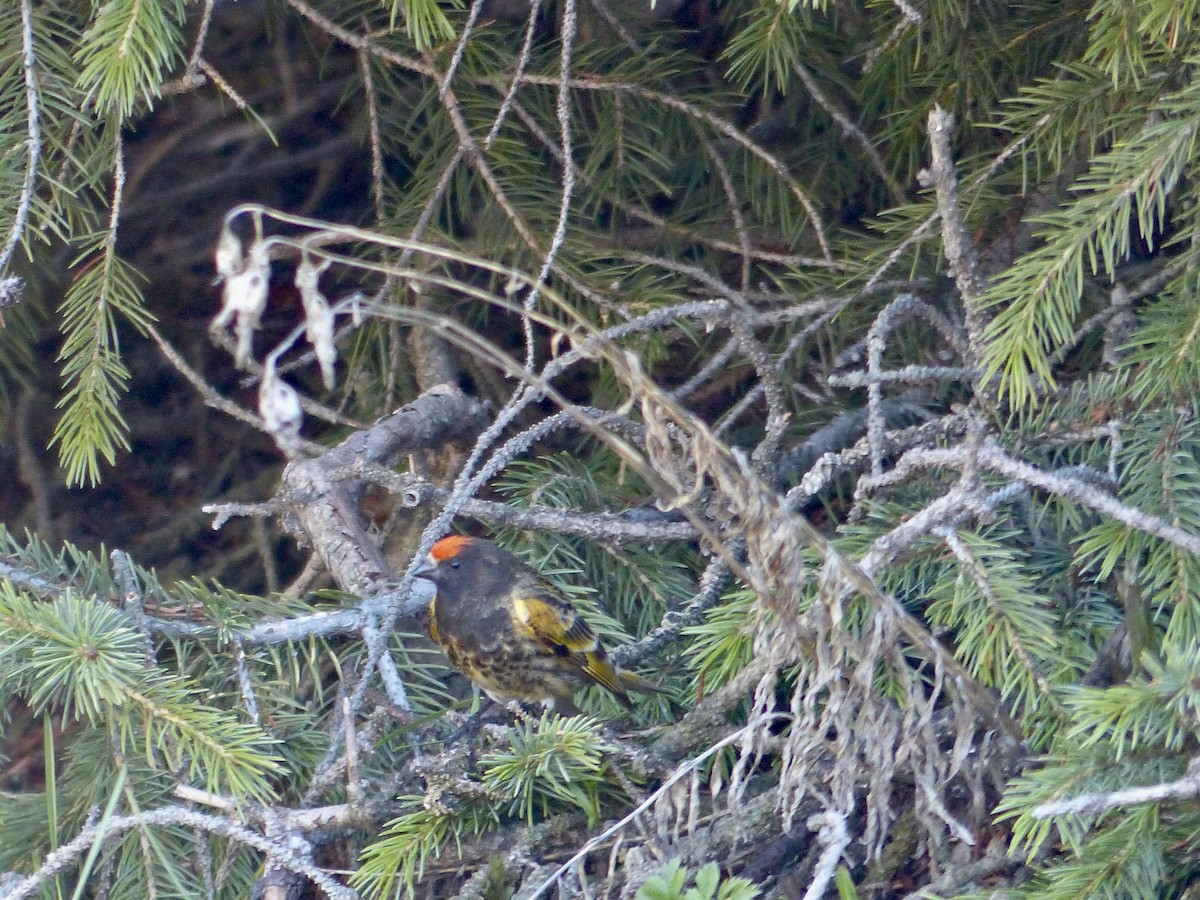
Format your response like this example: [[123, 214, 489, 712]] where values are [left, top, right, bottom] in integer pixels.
[[480, 711, 621, 826], [997, 759, 1181, 900], [10, 0, 1200, 895], [1083, 0, 1200, 86], [1124, 269, 1200, 404], [922, 529, 1065, 724], [721, 1, 812, 96], [74, 0, 187, 119], [0, 585, 280, 802], [835, 865, 859, 900], [684, 587, 759, 695], [380, 0, 461, 50], [355, 713, 650, 894], [52, 237, 153, 486], [354, 799, 500, 898], [981, 102, 1198, 406], [1063, 652, 1200, 760], [636, 859, 760, 900], [0, 527, 351, 893], [992, 643, 1200, 896], [0, 1, 156, 483]]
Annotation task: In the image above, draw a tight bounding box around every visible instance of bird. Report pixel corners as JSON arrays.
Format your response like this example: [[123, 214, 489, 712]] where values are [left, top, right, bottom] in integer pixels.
[[413, 535, 668, 715]]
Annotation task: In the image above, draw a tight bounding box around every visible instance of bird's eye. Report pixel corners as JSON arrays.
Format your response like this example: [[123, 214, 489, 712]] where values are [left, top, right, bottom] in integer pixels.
[[450, 560, 461, 569]]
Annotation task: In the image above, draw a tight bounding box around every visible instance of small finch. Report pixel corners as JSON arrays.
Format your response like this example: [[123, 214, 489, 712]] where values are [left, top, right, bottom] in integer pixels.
[[414, 535, 667, 714]]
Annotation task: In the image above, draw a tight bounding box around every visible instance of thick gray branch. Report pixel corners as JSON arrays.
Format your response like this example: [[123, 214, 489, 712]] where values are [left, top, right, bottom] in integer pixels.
[[279, 384, 489, 596]]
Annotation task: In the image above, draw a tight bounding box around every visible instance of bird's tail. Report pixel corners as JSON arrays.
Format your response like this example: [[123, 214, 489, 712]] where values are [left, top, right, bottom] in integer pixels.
[[616, 668, 674, 700]]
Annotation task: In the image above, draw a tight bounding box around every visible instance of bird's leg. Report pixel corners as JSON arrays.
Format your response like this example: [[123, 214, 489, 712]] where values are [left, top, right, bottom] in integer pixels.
[[506, 699, 540, 722], [442, 696, 499, 747]]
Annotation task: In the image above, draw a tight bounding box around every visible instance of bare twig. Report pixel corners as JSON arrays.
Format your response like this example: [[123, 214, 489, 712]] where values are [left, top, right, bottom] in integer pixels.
[[521, 0, 578, 370], [876, 439, 1200, 557], [920, 106, 987, 361], [349, 465, 695, 543], [0, 0, 40, 287], [794, 62, 905, 206], [13, 391, 54, 541], [185, 0, 217, 76], [357, 45, 386, 222], [0, 807, 354, 900], [1032, 759, 1200, 819], [828, 365, 976, 389], [440, 0, 487, 99]]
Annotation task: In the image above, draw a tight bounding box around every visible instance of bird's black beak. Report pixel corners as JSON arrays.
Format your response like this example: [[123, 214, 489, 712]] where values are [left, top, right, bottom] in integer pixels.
[[411, 553, 436, 582]]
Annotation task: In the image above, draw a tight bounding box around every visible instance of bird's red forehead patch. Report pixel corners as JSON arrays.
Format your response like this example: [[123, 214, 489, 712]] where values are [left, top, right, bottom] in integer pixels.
[[430, 534, 475, 562]]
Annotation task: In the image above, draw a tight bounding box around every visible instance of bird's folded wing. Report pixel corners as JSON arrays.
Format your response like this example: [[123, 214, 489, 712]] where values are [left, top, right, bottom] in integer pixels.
[[511, 593, 627, 696]]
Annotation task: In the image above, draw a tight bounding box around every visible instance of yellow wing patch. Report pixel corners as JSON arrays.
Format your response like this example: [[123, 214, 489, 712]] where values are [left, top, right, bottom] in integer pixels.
[[512, 595, 595, 652], [579, 650, 626, 699], [512, 595, 627, 698], [428, 596, 441, 645]]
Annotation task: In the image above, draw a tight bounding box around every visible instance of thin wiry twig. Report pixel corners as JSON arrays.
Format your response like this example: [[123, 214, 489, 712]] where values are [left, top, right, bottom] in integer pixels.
[[860, 293, 967, 474], [286, 0, 433, 78], [196, 58, 254, 111], [145, 321, 264, 430], [484, 0, 543, 149], [869, 439, 1200, 556], [794, 61, 905, 206], [671, 336, 740, 402], [700, 133, 752, 292], [358, 45, 386, 221], [523, 0, 579, 370], [569, 79, 835, 265], [185, 0, 217, 76], [284, 0, 838, 283], [398, 148, 466, 271], [510, 95, 828, 271], [585, 0, 640, 50], [440, 0, 487, 99], [714, 299, 843, 436], [285, 0, 837, 281], [863, 112, 1053, 295], [0, 0, 40, 286]]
